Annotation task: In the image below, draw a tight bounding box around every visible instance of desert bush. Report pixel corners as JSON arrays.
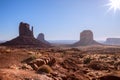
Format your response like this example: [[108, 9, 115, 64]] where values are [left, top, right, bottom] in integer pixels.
[[114, 61, 120, 66], [112, 55, 118, 61], [48, 57, 56, 66], [114, 61, 120, 70], [83, 57, 92, 64], [30, 53, 42, 59], [88, 61, 109, 70], [22, 53, 42, 64], [70, 48, 80, 51], [37, 65, 52, 74], [79, 54, 84, 58], [98, 75, 120, 80]]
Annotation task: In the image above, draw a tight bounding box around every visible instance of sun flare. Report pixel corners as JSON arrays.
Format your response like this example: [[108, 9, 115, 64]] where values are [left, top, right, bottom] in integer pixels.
[[107, 0, 120, 13]]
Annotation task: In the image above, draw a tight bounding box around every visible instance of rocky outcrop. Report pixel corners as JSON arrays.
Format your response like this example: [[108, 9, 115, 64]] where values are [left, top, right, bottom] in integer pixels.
[[37, 33, 51, 45], [1, 22, 50, 47], [24, 56, 56, 70], [105, 38, 120, 45], [73, 30, 101, 46], [19, 22, 33, 37]]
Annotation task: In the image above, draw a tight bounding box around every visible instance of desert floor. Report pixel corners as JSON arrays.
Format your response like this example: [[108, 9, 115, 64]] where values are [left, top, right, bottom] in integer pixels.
[[0, 45, 120, 80]]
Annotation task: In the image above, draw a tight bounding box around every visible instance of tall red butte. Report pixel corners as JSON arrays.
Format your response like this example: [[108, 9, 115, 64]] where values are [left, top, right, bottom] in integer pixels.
[[1, 22, 51, 47], [73, 30, 101, 46], [37, 33, 51, 45]]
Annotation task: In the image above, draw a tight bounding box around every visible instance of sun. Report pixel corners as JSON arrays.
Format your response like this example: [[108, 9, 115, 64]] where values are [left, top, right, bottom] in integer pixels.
[[106, 0, 120, 13]]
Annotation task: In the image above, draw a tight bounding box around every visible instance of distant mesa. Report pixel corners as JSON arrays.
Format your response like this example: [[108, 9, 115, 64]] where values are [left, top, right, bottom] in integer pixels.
[[73, 30, 101, 46], [105, 38, 120, 45], [1, 22, 51, 47], [37, 33, 51, 45]]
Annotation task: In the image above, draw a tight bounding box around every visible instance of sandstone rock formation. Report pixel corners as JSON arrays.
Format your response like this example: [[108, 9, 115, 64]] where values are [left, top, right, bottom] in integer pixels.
[[73, 30, 101, 46], [37, 33, 51, 45], [19, 22, 33, 37], [1, 22, 50, 47], [105, 38, 120, 45]]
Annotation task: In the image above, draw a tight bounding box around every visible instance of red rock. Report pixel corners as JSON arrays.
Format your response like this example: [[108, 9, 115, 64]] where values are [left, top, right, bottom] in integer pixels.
[[1, 22, 51, 48], [37, 33, 51, 46], [73, 30, 101, 46], [19, 22, 33, 37]]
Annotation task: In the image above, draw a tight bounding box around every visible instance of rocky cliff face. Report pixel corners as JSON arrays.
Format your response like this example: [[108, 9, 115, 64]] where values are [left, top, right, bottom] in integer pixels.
[[1, 22, 51, 48], [19, 22, 33, 37], [105, 38, 120, 45], [73, 30, 101, 46], [37, 33, 51, 45]]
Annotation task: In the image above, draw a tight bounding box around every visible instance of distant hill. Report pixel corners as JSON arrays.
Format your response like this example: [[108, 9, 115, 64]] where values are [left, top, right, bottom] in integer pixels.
[[105, 38, 120, 45], [1, 22, 51, 48], [49, 40, 104, 45], [0, 40, 105, 45], [0, 40, 6, 43], [49, 40, 77, 44]]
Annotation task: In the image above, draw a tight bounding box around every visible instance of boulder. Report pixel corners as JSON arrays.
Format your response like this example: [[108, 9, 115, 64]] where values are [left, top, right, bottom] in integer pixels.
[[28, 57, 56, 67], [73, 30, 101, 46]]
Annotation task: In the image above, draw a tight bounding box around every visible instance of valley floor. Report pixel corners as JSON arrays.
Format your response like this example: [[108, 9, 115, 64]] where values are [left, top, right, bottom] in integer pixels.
[[0, 45, 120, 80]]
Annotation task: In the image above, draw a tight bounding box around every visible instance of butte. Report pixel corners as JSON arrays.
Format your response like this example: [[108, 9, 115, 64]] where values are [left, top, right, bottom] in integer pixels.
[[73, 30, 101, 46], [1, 22, 51, 48]]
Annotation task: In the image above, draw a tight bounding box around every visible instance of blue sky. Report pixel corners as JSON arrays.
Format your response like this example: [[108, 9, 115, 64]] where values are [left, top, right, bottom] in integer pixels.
[[0, 0, 120, 41]]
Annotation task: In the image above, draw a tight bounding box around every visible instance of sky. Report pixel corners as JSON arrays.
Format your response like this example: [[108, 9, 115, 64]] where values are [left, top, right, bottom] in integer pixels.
[[0, 0, 120, 41]]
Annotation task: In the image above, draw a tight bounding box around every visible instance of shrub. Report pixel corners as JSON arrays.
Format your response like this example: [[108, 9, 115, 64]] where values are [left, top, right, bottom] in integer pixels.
[[37, 65, 52, 74], [83, 57, 92, 64], [30, 53, 42, 59], [88, 61, 109, 70]]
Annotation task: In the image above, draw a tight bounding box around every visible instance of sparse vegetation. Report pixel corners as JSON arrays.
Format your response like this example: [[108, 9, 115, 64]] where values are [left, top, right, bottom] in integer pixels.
[[37, 65, 53, 74], [88, 61, 109, 70], [99, 55, 107, 59], [30, 53, 42, 59], [84, 57, 92, 64], [0, 46, 120, 80]]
